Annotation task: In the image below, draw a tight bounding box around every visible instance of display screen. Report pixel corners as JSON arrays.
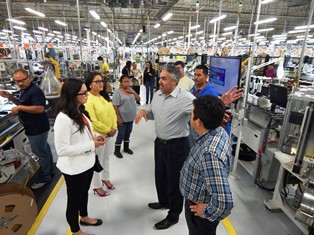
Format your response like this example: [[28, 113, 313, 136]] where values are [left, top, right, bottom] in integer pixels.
[[269, 84, 288, 109], [209, 56, 241, 96]]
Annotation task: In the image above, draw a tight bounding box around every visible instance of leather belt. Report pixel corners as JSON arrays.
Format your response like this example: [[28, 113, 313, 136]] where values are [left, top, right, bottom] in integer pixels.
[[156, 137, 187, 145]]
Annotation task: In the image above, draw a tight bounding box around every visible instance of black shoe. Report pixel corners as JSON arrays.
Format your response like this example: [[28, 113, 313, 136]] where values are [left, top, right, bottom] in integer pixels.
[[124, 148, 134, 155], [154, 218, 178, 230], [80, 219, 103, 226], [148, 202, 170, 209], [114, 151, 123, 159]]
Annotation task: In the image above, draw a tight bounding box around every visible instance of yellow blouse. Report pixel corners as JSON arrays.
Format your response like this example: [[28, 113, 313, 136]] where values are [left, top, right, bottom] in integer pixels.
[[84, 92, 117, 136]]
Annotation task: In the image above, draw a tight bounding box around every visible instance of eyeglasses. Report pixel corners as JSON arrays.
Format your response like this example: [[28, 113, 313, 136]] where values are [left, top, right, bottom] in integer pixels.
[[13, 76, 29, 84], [92, 80, 104, 84], [76, 91, 88, 96]]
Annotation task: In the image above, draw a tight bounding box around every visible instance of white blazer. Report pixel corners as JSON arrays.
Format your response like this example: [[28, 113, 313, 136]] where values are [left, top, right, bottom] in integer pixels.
[[54, 112, 96, 175]]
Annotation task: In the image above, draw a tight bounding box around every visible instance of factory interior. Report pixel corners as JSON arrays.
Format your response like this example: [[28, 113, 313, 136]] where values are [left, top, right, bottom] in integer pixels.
[[0, 0, 314, 234]]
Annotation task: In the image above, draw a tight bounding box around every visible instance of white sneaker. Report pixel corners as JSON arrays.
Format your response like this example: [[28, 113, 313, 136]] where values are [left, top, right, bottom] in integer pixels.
[[31, 182, 46, 189]]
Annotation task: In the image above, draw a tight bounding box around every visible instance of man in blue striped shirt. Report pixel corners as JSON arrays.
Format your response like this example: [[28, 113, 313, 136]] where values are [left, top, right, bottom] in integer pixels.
[[180, 95, 234, 235]]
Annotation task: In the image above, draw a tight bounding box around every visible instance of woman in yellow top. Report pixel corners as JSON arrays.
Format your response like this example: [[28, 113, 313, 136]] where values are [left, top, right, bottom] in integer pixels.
[[84, 72, 117, 197]]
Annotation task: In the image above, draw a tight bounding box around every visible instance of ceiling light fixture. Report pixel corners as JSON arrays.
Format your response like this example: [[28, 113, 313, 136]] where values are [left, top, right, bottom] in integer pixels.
[[288, 29, 308, 34], [248, 33, 260, 37], [132, 34, 140, 44], [13, 26, 27, 30], [107, 29, 112, 33], [25, 8, 45, 17], [295, 25, 314, 30], [100, 22, 107, 28], [222, 32, 233, 36], [38, 26, 48, 31], [272, 34, 287, 38], [53, 30, 61, 34], [297, 35, 313, 38], [89, 10, 100, 20], [261, 0, 275, 4], [8, 18, 25, 25], [209, 15, 227, 24], [2, 30, 13, 33], [154, 23, 160, 29], [224, 26, 237, 31], [257, 28, 274, 32], [55, 20, 67, 27], [190, 25, 200, 30], [254, 17, 277, 25], [196, 31, 204, 35], [167, 30, 174, 34], [33, 30, 43, 34], [162, 12, 173, 21], [47, 33, 55, 36]]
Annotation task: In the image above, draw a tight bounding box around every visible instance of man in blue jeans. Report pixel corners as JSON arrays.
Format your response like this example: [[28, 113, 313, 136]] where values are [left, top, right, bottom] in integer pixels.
[[0, 69, 54, 189]]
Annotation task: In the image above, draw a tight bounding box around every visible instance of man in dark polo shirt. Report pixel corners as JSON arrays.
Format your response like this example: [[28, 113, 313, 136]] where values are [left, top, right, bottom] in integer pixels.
[[0, 69, 54, 189]]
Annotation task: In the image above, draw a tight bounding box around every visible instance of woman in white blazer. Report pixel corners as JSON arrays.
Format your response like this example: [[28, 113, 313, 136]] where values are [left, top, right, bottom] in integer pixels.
[[54, 79, 105, 235]]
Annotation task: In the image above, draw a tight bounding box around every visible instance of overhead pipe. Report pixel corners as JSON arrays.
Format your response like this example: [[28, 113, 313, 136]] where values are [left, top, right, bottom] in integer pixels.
[[6, 0, 17, 60], [296, 0, 314, 87], [76, 0, 82, 60], [231, 0, 263, 179]]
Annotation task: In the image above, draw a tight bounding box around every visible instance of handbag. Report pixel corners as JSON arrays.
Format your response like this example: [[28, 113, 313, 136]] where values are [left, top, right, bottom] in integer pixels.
[[93, 154, 103, 173]]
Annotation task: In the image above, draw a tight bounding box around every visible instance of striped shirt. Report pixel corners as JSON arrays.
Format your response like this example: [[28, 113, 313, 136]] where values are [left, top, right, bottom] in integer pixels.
[[180, 126, 234, 221]]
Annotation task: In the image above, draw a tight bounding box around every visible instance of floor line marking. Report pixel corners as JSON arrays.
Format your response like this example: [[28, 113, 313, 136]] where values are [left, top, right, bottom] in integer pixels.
[[27, 176, 64, 235], [222, 217, 238, 235]]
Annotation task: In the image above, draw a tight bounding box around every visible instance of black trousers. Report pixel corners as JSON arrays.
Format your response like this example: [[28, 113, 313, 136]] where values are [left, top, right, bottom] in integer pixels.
[[185, 200, 219, 235], [133, 85, 140, 96], [154, 137, 190, 220], [63, 168, 94, 233]]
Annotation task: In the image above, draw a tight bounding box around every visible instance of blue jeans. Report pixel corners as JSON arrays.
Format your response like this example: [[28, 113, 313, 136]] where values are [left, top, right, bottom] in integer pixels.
[[145, 81, 154, 104], [115, 121, 133, 145], [28, 131, 54, 183]]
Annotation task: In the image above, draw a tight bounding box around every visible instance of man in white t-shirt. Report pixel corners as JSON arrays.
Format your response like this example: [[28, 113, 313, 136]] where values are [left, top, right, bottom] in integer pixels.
[[174, 61, 194, 92]]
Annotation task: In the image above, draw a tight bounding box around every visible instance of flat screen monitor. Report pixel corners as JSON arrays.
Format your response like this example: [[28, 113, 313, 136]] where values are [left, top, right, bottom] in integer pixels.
[[209, 56, 241, 96], [269, 84, 288, 111]]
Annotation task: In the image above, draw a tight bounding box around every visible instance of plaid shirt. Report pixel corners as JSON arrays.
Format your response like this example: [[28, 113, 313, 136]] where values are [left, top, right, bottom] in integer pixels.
[[180, 126, 234, 221]]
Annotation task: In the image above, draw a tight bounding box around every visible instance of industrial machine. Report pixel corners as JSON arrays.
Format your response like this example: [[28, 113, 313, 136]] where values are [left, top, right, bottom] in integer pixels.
[[279, 87, 314, 175], [265, 87, 314, 234]]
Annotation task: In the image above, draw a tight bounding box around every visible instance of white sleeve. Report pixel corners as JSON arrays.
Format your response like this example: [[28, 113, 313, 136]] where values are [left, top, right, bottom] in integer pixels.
[[54, 114, 95, 157]]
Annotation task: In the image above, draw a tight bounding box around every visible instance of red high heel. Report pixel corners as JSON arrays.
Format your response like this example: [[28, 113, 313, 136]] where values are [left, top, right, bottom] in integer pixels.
[[93, 188, 110, 197], [101, 180, 115, 190]]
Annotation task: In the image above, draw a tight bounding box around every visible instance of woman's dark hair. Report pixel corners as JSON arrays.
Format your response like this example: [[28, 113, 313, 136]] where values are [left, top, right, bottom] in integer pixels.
[[125, 61, 132, 67], [55, 78, 89, 133], [145, 61, 153, 70], [119, 74, 129, 83], [192, 95, 226, 130], [85, 71, 110, 101]]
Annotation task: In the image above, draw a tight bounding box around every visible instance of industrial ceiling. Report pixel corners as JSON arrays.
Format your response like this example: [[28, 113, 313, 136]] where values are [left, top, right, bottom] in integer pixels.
[[0, 0, 312, 45]]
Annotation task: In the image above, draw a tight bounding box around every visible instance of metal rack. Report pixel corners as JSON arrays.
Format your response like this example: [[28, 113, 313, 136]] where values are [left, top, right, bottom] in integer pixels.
[[231, 101, 284, 182]]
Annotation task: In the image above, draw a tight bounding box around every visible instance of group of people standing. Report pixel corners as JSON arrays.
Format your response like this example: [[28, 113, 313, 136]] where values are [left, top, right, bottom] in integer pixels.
[[54, 70, 142, 234], [1, 59, 242, 235], [121, 60, 157, 104]]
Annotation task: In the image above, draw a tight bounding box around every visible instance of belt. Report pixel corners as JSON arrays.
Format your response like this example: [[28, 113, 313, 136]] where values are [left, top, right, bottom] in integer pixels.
[[156, 137, 187, 145], [187, 200, 196, 206]]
